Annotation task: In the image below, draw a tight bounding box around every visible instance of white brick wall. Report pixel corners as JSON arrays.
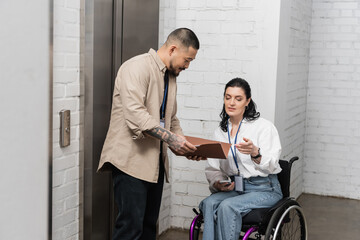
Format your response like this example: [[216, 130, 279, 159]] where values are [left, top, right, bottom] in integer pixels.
[[159, 0, 287, 231], [52, 0, 81, 239], [304, 0, 360, 200], [281, 0, 312, 199]]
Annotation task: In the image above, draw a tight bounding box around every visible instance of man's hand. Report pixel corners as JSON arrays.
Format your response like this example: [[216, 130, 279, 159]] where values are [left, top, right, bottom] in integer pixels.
[[168, 134, 197, 155], [186, 155, 207, 161], [173, 135, 207, 161]]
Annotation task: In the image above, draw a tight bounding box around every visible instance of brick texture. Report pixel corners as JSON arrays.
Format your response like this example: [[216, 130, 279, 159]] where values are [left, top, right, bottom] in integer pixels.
[[52, 0, 81, 239], [282, 0, 312, 199], [305, 0, 360, 200], [159, 0, 286, 231]]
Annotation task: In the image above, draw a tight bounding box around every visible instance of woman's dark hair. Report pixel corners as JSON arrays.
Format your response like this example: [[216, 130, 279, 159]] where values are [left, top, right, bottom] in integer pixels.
[[220, 78, 260, 132]]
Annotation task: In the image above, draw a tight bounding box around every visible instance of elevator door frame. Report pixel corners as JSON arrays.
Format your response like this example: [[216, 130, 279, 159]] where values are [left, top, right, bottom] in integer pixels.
[[83, 0, 159, 239]]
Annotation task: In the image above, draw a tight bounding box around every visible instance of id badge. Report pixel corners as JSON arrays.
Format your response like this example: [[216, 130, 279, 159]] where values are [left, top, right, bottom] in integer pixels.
[[235, 175, 244, 192], [160, 119, 165, 128]]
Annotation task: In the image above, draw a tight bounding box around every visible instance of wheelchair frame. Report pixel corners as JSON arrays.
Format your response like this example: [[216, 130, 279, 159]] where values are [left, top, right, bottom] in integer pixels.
[[189, 156, 307, 240]]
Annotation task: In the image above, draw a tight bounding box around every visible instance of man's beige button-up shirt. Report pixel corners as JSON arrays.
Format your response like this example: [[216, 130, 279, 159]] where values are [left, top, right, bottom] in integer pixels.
[[98, 49, 183, 183]]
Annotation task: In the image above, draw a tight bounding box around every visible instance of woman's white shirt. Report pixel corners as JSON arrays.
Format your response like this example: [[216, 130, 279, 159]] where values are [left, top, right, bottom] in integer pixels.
[[205, 117, 282, 193]]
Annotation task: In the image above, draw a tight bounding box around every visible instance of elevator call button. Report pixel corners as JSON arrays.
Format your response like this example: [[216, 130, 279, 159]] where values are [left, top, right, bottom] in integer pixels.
[[59, 109, 71, 147]]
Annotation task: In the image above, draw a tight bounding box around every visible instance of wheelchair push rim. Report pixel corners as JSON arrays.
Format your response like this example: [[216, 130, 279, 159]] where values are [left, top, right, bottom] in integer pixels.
[[272, 205, 307, 240], [189, 214, 203, 240]]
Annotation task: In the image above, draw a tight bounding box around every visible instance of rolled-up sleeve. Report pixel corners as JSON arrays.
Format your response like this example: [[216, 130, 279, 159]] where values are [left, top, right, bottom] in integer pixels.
[[117, 64, 159, 140], [205, 130, 229, 193], [205, 158, 228, 193], [254, 123, 282, 174]]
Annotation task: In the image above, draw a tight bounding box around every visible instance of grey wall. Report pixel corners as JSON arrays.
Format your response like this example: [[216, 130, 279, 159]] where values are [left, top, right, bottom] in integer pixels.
[[0, 1, 52, 239]]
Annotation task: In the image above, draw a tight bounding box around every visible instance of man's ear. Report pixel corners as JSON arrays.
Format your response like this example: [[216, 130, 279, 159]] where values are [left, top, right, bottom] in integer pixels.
[[168, 45, 176, 56]]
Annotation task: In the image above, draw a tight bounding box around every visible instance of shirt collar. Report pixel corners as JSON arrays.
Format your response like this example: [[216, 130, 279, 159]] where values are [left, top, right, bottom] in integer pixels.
[[148, 48, 167, 73], [228, 118, 248, 128]]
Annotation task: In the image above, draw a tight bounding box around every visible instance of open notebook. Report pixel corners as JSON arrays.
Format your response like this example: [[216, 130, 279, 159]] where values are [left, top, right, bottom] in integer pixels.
[[174, 136, 231, 159]]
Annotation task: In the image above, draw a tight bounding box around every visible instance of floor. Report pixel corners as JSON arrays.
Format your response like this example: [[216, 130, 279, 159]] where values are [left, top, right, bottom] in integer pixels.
[[158, 193, 360, 240]]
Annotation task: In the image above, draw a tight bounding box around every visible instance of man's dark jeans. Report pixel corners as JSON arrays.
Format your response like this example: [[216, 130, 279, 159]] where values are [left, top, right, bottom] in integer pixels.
[[111, 160, 164, 240]]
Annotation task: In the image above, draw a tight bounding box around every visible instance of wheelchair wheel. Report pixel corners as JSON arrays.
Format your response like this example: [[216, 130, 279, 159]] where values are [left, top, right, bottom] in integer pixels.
[[265, 200, 307, 240], [189, 213, 203, 240]]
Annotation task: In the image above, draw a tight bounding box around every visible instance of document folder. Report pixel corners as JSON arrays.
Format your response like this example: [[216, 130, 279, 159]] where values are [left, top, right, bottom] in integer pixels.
[[175, 136, 231, 159]]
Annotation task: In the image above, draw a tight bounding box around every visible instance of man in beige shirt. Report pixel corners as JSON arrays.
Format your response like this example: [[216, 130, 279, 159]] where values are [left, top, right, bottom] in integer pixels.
[[98, 28, 200, 240]]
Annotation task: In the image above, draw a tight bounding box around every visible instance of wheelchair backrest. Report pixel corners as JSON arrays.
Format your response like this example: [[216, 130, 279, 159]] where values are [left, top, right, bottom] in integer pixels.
[[277, 157, 299, 198]]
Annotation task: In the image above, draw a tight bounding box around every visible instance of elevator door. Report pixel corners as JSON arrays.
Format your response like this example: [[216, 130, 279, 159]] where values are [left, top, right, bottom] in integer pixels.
[[84, 0, 159, 239]]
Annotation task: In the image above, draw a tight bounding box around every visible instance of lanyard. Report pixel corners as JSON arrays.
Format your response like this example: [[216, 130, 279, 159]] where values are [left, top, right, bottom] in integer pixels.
[[161, 71, 169, 119], [227, 119, 243, 175]]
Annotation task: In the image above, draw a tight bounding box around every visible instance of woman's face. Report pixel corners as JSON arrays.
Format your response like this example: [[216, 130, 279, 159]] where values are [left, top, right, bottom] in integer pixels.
[[224, 86, 250, 119]]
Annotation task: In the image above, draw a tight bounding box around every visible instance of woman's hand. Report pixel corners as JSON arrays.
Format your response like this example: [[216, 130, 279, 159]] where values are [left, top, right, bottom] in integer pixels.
[[235, 137, 258, 156], [236, 137, 261, 164], [213, 180, 235, 192]]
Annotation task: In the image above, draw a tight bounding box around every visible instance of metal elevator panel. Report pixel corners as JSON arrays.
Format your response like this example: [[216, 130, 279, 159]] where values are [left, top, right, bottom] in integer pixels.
[[84, 0, 114, 239], [112, 0, 159, 88], [121, 0, 160, 63], [84, 0, 159, 239]]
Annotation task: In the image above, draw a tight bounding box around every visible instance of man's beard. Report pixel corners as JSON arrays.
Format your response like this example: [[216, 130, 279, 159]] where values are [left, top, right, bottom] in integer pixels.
[[168, 62, 180, 77]]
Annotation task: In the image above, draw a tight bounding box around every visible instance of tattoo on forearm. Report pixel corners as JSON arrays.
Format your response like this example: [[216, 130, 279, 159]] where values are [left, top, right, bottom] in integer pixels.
[[146, 127, 170, 141], [145, 127, 183, 150]]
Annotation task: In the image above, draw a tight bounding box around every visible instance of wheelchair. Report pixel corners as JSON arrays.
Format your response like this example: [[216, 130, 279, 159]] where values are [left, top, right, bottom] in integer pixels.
[[189, 156, 307, 240]]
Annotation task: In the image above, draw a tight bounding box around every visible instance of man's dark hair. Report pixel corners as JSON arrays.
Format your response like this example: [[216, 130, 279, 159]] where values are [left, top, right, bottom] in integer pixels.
[[166, 28, 200, 50]]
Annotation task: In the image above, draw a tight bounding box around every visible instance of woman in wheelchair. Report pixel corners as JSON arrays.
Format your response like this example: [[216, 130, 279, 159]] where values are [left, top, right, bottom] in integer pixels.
[[199, 78, 283, 240]]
